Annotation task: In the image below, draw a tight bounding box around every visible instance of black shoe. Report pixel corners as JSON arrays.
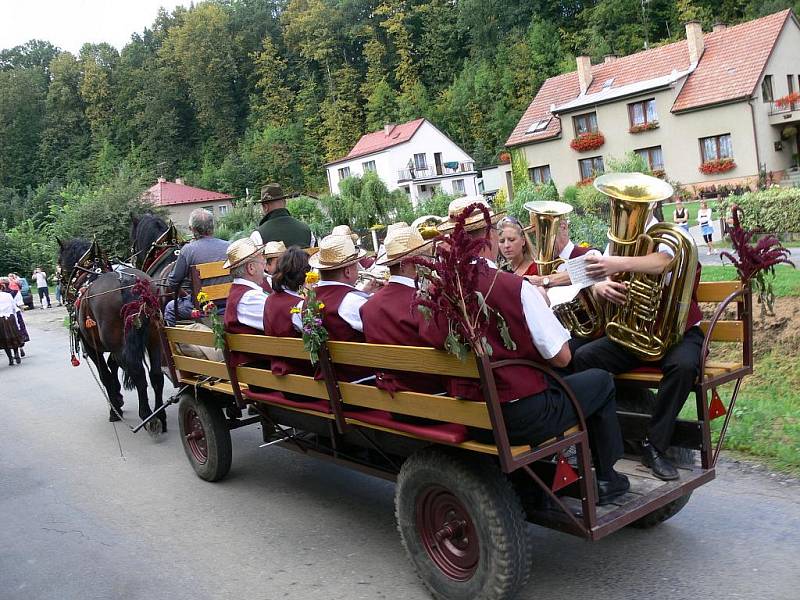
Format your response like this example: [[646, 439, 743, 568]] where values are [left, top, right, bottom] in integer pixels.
[[597, 472, 630, 505], [20, 348, 25, 357], [641, 440, 679, 481], [15, 355, 21, 364], [7, 359, 13, 366]]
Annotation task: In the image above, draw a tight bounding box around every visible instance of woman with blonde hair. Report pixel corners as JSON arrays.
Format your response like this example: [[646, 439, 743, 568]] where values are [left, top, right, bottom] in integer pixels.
[[497, 215, 538, 277]]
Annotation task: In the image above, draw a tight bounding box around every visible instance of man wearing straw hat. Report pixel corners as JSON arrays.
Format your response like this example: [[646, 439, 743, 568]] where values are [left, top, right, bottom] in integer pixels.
[[256, 183, 313, 248], [222, 233, 270, 339], [360, 224, 442, 397], [307, 232, 372, 382], [262, 240, 286, 292], [422, 196, 629, 505]]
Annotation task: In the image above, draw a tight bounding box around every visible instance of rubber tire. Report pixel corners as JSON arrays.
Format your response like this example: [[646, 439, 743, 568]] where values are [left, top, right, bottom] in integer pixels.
[[629, 492, 692, 529], [178, 391, 232, 482], [396, 449, 531, 600]]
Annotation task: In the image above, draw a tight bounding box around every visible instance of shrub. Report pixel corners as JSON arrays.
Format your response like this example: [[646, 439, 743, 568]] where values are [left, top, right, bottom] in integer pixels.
[[287, 196, 331, 238], [415, 191, 453, 219], [569, 213, 608, 250], [216, 198, 262, 241], [506, 181, 558, 222], [718, 187, 800, 234]]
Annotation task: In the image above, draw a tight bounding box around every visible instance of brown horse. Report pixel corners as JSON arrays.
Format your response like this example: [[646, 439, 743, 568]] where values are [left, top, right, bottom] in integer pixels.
[[57, 238, 166, 434], [130, 213, 184, 308]]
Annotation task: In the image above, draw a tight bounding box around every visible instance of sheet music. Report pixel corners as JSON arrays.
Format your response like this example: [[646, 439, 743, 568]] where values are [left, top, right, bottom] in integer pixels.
[[565, 255, 606, 289], [547, 283, 582, 308]]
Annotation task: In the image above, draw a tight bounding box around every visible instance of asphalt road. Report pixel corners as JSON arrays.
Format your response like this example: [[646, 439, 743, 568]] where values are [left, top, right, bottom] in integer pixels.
[[2, 320, 799, 600]]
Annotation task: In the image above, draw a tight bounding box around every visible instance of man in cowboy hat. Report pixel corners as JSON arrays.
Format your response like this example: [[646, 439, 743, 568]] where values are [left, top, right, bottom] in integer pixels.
[[256, 183, 313, 248], [262, 240, 286, 292], [165, 208, 230, 325], [360, 224, 442, 397], [421, 196, 629, 505], [306, 233, 372, 382]]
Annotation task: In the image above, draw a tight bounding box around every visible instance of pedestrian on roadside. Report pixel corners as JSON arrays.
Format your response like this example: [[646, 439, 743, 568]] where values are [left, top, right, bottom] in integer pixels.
[[7, 273, 21, 296], [32, 267, 52, 308], [0, 278, 23, 366], [673, 199, 689, 232], [53, 266, 64, 306], [697, 200, 716, 255]]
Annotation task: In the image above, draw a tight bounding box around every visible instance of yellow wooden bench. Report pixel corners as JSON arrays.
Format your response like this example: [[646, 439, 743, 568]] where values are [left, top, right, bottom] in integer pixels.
[[190, 260, 231, 304]]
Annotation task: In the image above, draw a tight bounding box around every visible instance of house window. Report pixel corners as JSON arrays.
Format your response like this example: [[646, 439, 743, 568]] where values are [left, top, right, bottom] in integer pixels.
[[788, 75, 796, 96], [628, 99, 658, 126], [700, 134, 733, 162], [218, 204, 229, 215], [202, 205, 214, 214], [572, 112, 598, 136], [528, 165, 552, 184], [362, 160, 376, 173], [414, 153, 428, 170], [578, 156, 604, 180], [338, 166, 351, 180], [452, 179, 466, 196], [762, 75, 773, 102], [635, 146, 664, 171], [525, 117, 551, 134]]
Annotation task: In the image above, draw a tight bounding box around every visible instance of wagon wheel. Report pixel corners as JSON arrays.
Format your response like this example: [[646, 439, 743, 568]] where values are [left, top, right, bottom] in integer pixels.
[[178, 391, 232, 482], [629, 492, 693, 529], [396, 448, 531, 600]]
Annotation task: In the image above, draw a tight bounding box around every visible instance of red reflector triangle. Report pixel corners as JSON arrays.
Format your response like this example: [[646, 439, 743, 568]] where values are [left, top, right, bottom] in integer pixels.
[[552, 452, 580, 492], [709, 389, 726, 420]]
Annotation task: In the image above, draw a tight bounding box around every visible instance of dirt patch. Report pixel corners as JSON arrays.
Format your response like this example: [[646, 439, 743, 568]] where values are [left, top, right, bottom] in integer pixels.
[[18, 304, 69, 332]]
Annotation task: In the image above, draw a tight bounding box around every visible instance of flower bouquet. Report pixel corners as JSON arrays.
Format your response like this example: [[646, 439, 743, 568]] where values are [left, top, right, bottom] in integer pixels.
[[297, 271, 328, 364], [192, 291, 225, 350], [569, 131, 605, 152]]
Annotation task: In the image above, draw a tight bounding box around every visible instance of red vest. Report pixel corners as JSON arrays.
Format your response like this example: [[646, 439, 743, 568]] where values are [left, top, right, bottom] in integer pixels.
[[422, 262, 549, 403], [685, 263, 702, 332], [263, 291, 313, 376], [223, 282, 266, 368], [310, 284, 371, 382], [569, 244, 593, 258], [361, 282, 445, 394]]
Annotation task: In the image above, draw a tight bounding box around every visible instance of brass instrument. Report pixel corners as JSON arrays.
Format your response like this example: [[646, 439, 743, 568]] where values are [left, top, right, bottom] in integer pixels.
[[594, 173, 698, 361], [411, 215, 445, 240], [524, 201, 605, 338]]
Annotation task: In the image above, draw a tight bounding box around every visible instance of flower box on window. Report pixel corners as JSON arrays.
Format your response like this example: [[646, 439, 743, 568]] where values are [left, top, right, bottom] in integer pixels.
[[699, 158, 736, 175], [651, 169, 666, 179], [775, 92, 800, 109], [629, 122, 659, 134], [577, 176, 595, 187], [570, 131, 605, 152]]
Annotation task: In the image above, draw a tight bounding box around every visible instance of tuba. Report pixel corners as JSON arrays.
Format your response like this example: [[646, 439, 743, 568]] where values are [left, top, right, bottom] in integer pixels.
[[411, 215, 445, 240], [594, 173, 698, 361], [525, 201, 605, 338]]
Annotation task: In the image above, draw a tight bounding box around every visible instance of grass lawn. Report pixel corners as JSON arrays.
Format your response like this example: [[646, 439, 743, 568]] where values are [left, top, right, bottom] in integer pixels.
[[683, 263, 800, 473]]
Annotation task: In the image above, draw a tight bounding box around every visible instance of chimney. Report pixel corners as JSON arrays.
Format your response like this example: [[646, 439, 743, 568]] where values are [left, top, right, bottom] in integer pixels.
[[712, 22, 727, 33], [604, 54, 616, 64], [685, 21, 704, 64], [175, 177, 184, 185], [576, 55, 593, 94], [384, 123, 395, 136]]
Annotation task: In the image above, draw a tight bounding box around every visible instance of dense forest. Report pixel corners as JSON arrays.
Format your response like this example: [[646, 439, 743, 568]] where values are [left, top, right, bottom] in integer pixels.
[[1, 0, 798, 273]]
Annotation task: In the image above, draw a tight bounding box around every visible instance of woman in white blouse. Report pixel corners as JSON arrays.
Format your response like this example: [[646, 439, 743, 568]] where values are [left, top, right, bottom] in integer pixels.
[[697, 200, 716, 255], [0, 279, 23, 365]]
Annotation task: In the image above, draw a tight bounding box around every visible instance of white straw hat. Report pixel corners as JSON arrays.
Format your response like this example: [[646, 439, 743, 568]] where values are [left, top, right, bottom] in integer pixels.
[[263, 240, 287, 259], [224, 236, 264, 269], [376, 225, 432, 266], [437, 195, 504, 233], [308, 234, 367, 270], [330, 224, 360, 242]]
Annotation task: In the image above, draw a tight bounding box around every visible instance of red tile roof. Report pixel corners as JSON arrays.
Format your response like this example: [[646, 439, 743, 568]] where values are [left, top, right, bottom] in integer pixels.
[[327, 118, 426, 165], [506, 9, 793, 147], [144, 180, 234, 207]]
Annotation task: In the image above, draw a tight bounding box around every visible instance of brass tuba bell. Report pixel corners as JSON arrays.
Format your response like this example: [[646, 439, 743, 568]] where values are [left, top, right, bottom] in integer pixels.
[[411, 214, 446, 240], [523, 201, 573, 276]]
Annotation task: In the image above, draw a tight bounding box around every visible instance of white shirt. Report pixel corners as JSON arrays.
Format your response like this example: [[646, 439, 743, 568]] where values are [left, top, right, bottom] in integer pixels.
[[233, 278, 269, 331], [34, 271, 48, 287], [484, 259, 570, 360], [388, 275, 416, 288], [304, 281, 369, 333], [555, 240, 601, 273], [698, 208, 713, 226], [0, 291, 20, 318]]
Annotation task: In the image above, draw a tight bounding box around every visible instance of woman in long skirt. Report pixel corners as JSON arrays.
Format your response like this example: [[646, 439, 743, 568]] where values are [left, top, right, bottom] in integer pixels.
[[0, 281, 23, 365]]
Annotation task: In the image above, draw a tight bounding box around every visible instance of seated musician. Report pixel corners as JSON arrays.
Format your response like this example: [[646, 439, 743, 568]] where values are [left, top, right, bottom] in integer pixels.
[[262, 240, 286, 292], [264, 246, 314, 377], [306, 233, 373, 383], [422, 197, 629, 505], [359, 224, 443, 396], [572, 189, 703, 482]]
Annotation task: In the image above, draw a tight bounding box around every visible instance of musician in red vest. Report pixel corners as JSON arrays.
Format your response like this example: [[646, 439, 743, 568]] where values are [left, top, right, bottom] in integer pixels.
[[306, 232, 373, 383], [521, 216, 601, 289], [222, 234, 271, 367], [423, 197, 629, 505], [360, 224, 442, 395], [573, 174, 704, 481]]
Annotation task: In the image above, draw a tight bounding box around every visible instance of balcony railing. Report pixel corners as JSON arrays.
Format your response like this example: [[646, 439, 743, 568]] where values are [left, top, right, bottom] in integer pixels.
[[770, 99, 799, 115], [397, 161, 476, 181]]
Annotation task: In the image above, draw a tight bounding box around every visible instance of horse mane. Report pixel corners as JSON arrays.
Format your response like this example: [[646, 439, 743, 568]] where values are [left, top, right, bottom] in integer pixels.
[[131, 213, 169, 256], [59, 239, 92, 272]]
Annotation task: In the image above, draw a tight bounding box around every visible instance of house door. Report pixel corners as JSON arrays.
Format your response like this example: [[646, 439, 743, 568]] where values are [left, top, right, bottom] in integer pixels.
[[434, 153, 443, 176]]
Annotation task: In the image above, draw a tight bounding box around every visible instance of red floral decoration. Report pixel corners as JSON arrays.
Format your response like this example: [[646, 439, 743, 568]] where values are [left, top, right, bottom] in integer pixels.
[[628, 122, 659, 134], [775, 92, 800, 109], [721, 205, 795, 315], [120, 278, 162, 335], [569, 131, 605, 152], [498, 151, 511, 164], [699, 158, 736, 175], [577, 176, 595, 187]]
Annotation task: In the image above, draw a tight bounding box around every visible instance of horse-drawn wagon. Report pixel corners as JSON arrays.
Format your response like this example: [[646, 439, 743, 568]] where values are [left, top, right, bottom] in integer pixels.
[[160, 260, 754, 600]]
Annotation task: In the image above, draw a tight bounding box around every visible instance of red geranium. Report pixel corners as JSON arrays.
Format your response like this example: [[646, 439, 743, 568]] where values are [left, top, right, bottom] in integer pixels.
[[699, 158, 736, 175], [577, 176, 595, 187], [628, 122, 659, 134], [570, 131, 605, 152], [775, 92, 800, 109]]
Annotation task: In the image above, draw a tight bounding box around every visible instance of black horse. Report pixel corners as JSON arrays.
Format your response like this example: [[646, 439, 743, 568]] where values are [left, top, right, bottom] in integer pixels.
[[58, 238, 166, 434], [130, 213, 184, 307]]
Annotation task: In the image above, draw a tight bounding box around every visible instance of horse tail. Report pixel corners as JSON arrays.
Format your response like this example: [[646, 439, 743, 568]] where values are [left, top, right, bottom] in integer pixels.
[[120, 280, 149, 390]]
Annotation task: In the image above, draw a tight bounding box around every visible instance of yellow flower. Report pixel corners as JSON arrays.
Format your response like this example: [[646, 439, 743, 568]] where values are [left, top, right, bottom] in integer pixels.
[[196, 291, 209, 304], [290, 307, 301, 314], [579, 241, 590, 248], [317, 302, 325, 309], [305, 271, 320, 285]]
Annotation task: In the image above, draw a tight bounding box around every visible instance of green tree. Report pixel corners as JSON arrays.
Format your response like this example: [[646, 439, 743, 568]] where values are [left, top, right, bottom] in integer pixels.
[[250, 37, 291, 129], [0, 68, 47, 189], [320, 64, 364, 161]]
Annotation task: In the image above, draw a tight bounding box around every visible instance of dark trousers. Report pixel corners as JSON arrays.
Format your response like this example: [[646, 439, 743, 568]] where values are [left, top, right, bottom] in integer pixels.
[[38, 286, 51, 307], [572, 327, 704, 453], [498, 369, 623, 479]]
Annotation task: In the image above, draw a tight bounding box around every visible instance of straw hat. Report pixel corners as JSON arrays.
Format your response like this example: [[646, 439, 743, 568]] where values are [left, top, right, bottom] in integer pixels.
[[263, 240, 287, 259], [376, 225, 432, 266], [224, 235, 265, 269], [308, 234, 367, 270], [386, 221, 409, 234], [330, 224, 360, 242], [438, 195, 504, 233]]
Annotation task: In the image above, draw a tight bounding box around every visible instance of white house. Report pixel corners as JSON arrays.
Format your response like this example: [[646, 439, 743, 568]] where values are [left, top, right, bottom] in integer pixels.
[[325, 118, 479, 204]]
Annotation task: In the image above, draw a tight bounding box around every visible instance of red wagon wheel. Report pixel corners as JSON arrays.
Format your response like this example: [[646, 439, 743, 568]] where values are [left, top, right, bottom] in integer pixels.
[[178, 390, 232, 482]]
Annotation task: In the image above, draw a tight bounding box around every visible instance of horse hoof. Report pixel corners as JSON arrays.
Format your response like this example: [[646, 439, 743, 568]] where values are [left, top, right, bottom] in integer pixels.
[[145, 419, 163, 437]]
